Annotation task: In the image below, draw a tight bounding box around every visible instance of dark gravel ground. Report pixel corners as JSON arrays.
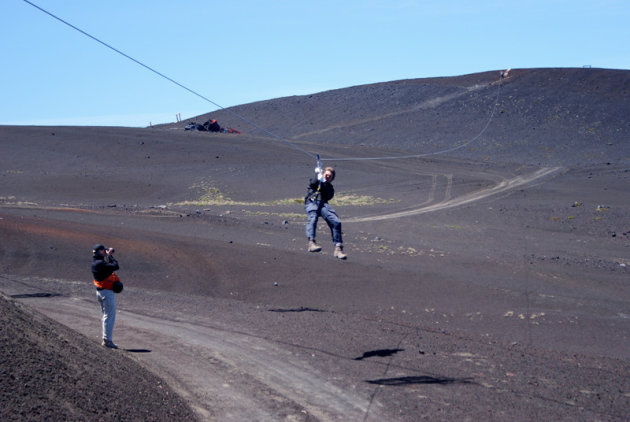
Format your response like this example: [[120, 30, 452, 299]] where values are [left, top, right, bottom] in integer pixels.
[[1, 68, 629, 420], [0, 293, 196, 421]]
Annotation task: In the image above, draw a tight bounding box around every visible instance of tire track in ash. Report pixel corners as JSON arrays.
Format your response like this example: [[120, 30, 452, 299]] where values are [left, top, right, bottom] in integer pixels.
[[346, 167, 563, 223], [293, 83, 489, 140]]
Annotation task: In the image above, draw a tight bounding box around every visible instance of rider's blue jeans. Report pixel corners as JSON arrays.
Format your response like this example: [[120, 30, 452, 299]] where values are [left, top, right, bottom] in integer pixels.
[[305, 200, 343, 245]]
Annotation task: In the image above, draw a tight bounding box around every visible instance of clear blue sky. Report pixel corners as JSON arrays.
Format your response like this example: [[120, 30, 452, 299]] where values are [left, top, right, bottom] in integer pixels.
[[2, 0, 628, 127]]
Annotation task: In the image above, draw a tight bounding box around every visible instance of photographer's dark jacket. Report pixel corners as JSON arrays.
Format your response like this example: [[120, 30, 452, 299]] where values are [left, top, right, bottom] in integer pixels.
[[92, 255, 119, 290], [305, 178, 335, 204]]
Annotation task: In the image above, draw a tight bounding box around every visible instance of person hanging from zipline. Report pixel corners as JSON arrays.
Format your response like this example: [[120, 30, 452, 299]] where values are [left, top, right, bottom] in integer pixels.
[[304, 159, 347, 259]]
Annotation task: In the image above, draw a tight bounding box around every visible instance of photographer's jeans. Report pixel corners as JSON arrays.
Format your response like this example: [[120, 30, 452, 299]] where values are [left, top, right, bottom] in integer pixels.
[[305, 200, 343, 245], [96, 289, 116, 342]]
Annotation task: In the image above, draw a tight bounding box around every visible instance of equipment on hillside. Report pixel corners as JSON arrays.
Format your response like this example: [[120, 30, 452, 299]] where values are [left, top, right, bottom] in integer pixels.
[[184, 119, 241, 134]]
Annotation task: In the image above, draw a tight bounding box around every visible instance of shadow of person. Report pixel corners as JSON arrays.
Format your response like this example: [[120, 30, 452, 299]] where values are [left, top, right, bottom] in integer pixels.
[[354, 348, 404, 360], [367, 375, 474, 386], [11, 292, 62, 299]]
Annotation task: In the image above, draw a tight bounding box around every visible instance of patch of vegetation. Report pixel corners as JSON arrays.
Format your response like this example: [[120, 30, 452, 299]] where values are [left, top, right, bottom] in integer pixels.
[[244, 210, 305, 219], [445, 224, 464, 230], [329, 194, 395, 206], [175, 181, 393, 208]]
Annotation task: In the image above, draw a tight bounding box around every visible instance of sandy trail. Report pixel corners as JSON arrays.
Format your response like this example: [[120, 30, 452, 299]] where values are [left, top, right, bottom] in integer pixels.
[[2, 277, 389, 422], [294, 83, 491, 140], [346, 166, 563, 223]]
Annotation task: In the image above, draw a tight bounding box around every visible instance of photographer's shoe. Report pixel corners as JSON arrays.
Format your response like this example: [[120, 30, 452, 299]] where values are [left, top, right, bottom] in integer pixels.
[[308, 239, 322, 252], [334, 245, 347, 260], [102, 339, 118, 349]]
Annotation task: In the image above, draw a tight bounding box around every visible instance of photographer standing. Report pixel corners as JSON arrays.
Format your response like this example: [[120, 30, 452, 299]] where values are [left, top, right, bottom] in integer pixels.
[[92, 244, 121, 349]]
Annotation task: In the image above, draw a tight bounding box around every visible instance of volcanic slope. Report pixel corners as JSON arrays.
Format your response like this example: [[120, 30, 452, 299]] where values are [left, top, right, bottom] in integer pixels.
[[173, 67, 630, 167], [1, 68, 630, 421]]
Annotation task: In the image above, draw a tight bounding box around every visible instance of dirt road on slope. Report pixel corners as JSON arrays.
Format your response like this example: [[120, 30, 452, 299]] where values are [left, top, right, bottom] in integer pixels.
[[0, 276, 390, 421], [346, 167, 563, 223]]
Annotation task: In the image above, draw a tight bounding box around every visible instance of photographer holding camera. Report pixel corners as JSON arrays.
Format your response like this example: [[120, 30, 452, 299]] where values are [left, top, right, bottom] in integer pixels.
[[92, 244, 122, 349]]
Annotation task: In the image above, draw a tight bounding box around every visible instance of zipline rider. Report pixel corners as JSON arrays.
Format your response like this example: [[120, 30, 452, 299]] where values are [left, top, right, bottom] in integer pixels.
[[304, 166, 347, 259]]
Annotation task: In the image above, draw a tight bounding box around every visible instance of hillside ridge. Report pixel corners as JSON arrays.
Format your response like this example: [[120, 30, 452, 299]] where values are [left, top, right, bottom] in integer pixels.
[[166, 67, 630, 166]]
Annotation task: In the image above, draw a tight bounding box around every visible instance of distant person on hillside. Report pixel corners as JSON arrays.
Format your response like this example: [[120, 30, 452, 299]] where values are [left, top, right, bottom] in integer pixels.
[[92, 244, 122, 349], [206, 119, 221, 132], [304, 166, 347, 259]]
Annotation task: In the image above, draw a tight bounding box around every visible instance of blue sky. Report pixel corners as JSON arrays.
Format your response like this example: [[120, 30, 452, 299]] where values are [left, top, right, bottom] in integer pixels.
[[2, 0, 628, 127]]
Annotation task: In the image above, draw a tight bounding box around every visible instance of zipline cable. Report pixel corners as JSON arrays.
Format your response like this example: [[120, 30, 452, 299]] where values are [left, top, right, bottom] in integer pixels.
[[321, 80, 502, 162], [23, 0, 503, 165], [22, 0, 317, 159]]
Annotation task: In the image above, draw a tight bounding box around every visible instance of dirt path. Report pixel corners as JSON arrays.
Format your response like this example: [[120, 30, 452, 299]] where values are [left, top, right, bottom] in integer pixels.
[[346, 166, 563, 223], [293, 83, 491, 140], [1, 278, 389, 421]]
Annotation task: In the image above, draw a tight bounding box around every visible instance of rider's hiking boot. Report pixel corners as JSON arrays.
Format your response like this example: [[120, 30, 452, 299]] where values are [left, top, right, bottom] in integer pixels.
[[334, 245, 347, 260], [308, 239, 322, 252]]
